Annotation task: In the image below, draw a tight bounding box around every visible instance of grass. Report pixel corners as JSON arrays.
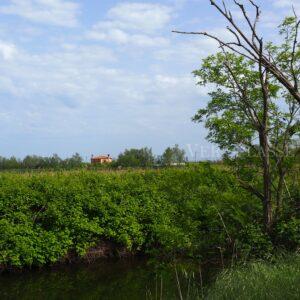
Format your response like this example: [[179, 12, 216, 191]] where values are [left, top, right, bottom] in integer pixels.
[[206, 254, 300, 300]]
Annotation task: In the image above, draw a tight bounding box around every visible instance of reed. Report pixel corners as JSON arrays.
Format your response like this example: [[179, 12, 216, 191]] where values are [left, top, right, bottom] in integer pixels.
[[206, 254, 300, 300]]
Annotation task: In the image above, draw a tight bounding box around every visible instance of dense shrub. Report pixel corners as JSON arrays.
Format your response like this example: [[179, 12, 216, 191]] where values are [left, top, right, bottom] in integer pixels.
[[0, 165, 298, 269]]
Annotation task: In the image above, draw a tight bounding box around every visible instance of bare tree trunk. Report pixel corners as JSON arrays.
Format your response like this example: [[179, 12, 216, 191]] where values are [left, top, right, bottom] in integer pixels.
[[259, 52, 273, 233], [275, 169, 284, 220], [260, 132, 273, 233]]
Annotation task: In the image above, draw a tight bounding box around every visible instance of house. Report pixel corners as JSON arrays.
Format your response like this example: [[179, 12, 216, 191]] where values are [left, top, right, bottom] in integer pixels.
[[91, 154, 112, 164]]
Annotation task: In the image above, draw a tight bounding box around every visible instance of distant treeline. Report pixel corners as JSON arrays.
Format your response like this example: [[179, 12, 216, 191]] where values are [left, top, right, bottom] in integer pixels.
[[0, 145, 187, 170], [0, 153, 84, 170], [113, 145, 187, 168]]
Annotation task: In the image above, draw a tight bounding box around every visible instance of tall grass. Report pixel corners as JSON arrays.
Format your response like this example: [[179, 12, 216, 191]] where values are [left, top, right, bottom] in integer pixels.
[[206, 254, 300, 300]]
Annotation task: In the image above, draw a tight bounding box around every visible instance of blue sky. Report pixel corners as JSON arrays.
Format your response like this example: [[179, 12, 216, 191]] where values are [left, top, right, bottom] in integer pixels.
[[0, 0, 297, 160]]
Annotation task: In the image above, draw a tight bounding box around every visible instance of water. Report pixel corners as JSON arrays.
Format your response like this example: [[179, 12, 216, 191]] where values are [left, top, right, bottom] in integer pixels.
[[0, 259, 215, 300]]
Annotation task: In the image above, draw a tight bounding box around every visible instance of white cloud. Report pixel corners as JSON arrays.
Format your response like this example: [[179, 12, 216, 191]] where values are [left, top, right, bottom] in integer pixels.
[[271, 0, 298, 8], [107, 2, 172, 33], [155, 28, 231, 67], [86, 25, 169, 47], [0, 41, 17, 60], [0, 0, 212, 155], [270, 0, 300, 14], [0, 44, 117, 100], [86, 2, 172, 47], [0, 39, 203, 140], [0, 0, 80, 27], [86, 26, 129, 44]]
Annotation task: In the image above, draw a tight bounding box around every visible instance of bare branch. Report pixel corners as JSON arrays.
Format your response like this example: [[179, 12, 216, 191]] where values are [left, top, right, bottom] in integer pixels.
[[291, 10, 300, 90], [172, 30, 258, 61], [227, 26, 241, 45], [249, 0, 261, 44], [238, 179, 265, 201], [234, 0, 261, 46], [222, 0, 228, 15], [211, 0, 259, 54], [173, 0, 300, 105]]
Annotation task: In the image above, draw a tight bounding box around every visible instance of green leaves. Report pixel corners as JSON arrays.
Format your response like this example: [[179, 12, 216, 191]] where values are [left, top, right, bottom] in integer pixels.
[[160, 144, 186, 166], [0, 167, 298, 269], [115, 148, 155, 168], [193, 47, 299, 227]]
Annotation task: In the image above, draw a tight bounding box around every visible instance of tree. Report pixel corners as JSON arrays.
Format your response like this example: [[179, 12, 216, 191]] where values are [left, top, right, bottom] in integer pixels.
[[23, 155, 43, 169], [192, 51, 299, 232], [161, 144, 186, 166], [116, 148, 155, 168], [173, 0, 300, 106], [0, 154, 85, 170], [0, 156, 20, 170], [63, 153, 83, 169]]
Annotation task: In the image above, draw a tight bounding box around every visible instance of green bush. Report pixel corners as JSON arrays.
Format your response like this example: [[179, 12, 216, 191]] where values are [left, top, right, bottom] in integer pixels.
[[0, 165, 298, 269]]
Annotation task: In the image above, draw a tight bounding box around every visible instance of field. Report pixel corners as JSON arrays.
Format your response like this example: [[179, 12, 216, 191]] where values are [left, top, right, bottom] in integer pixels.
[[0, 164, 299, 270]]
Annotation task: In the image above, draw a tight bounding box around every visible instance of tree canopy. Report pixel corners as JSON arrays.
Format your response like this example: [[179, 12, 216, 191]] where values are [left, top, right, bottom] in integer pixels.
[[161, 144, 186, 166], [115, 148, 155, 168], [0, 153, 84, 170]]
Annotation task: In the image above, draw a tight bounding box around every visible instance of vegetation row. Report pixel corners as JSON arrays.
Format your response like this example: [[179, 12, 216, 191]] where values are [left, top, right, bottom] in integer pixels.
[[0, 165, 298, 270]]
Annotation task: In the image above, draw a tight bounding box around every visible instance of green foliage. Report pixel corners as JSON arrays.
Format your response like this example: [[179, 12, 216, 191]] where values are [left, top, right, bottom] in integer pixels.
[[275, 218, 300, 249], [266, 16, 300, 90], [193, 49, 299, 230], [0, 166, 298, 269], [115, 148, 155, 168], [192, 52, 281, 151], [160, 144, 186, 166], [0, 153, 84, 171]]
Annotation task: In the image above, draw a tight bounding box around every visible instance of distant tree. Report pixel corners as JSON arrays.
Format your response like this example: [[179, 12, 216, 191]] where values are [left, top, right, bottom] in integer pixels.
[[49, 154, 62, 169], [64, 153, 83, 169], [7, 157, 21, 169], [22, 155, 43, 169], [162, 144, 186, 166], [0, 153, 85, 170], [116, 148, 155, 168]]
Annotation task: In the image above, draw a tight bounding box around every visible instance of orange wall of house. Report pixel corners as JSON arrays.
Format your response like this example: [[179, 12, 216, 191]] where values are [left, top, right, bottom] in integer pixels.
[[91, 158, 112, 164]]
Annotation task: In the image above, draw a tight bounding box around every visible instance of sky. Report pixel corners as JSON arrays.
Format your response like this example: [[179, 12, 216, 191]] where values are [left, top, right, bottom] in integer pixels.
[[0, 0, 298, 160]]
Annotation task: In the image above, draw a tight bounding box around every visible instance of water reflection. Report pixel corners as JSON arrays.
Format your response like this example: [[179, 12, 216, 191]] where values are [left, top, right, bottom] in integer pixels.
[[0, 259, 216, 300]]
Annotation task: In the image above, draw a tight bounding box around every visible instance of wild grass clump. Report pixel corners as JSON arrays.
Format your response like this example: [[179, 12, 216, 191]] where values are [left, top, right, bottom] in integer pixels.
[[206, 254, 300, 300]]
